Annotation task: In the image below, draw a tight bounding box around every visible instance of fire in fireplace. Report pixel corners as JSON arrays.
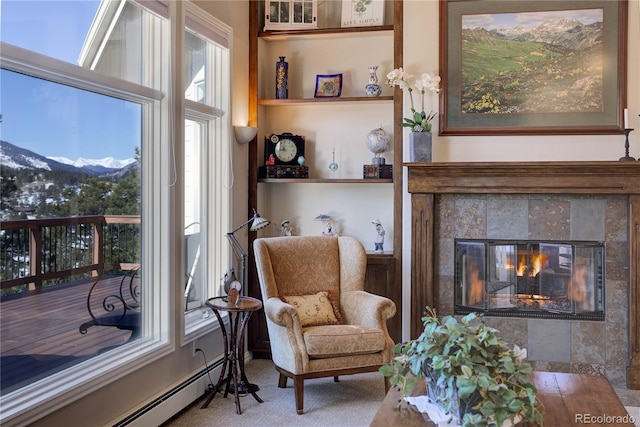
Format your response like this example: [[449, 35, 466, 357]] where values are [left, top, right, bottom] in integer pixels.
[[454, 240, 605, 320]]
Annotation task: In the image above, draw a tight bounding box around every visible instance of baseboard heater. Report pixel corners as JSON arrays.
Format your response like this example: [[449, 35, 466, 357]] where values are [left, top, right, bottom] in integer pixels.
[[113, 357, 223, 427]]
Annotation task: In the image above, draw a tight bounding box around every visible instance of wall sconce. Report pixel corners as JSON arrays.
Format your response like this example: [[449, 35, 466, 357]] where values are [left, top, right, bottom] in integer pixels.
[[234, 125, 258, 145]]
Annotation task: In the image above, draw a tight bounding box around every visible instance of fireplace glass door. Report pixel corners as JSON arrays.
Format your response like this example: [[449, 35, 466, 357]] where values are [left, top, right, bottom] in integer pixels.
[[455, 240, 605, 320]]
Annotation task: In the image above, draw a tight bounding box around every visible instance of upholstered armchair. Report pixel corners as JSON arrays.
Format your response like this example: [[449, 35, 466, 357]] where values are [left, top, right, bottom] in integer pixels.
[[253, 235, 396, 414]]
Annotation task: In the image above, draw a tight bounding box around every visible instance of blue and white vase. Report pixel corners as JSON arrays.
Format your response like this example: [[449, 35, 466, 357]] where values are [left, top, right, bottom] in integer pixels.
[[276, 56, 288, 99], [365, 65, 382, 97]]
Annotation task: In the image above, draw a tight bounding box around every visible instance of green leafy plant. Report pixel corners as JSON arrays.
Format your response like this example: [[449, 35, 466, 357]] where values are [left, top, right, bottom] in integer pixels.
[[386, 68, 440, 132], [380, 307, 544, 427]]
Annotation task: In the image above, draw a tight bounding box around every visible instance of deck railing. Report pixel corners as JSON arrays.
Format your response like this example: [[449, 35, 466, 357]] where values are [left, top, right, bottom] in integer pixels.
[[0, 215, 140, 293]]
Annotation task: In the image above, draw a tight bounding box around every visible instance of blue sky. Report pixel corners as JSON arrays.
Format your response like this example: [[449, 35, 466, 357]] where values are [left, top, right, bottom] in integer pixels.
[[1, 0, 141, 161]]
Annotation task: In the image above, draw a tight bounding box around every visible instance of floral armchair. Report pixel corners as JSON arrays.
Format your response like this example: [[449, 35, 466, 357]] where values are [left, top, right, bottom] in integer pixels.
[[253, 235, 396, 414]]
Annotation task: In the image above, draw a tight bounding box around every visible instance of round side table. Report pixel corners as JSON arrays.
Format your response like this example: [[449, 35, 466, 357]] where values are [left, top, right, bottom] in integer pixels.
[[201, 296, 264, 414]]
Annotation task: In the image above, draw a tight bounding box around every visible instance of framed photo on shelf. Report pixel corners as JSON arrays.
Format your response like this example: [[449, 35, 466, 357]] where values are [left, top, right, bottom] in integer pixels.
[[341, 0, 385, 28], [439, 0, 627, 135], [314, 74, 343, 98]]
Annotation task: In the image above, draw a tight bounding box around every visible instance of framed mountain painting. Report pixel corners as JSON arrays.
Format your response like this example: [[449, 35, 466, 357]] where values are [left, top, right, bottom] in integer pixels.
[[439, 0, 627, 135]]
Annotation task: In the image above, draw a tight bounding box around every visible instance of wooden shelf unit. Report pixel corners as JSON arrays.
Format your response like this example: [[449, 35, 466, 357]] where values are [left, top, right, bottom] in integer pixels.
[[258, 178, 393, 184], [247, 1, 404, 356], [258, 96, 393, 105]]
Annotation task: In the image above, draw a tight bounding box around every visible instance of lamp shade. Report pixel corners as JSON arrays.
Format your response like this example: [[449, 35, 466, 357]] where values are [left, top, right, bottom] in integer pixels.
[[234, 126, 258, 144], [250, 214, 270, 231]]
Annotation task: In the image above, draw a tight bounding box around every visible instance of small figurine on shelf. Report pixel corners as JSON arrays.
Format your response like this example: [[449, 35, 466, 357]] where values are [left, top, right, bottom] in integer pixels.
[[315, 214, 334, 235], [372, 219, 385, 252], [323, 221, 335, 236], [329, 148, 339, 174], [280, 220, 292, 236]]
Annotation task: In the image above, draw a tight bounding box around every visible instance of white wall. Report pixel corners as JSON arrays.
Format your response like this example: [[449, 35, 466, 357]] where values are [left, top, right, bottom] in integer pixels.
[[400, 0, 640, 340]]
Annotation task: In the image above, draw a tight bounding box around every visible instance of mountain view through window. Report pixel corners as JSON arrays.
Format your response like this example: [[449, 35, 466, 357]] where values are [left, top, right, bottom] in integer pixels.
[[1, 0, 153, 397]]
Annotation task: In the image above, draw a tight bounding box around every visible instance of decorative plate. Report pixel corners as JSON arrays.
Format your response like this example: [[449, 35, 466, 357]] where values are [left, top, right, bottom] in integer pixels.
[[314, 74, 343, 98]]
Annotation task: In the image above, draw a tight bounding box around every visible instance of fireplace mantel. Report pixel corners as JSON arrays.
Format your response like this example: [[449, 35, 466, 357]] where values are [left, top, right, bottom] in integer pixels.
[[407, 161, 640, 388], [407, 161, 640, 195]]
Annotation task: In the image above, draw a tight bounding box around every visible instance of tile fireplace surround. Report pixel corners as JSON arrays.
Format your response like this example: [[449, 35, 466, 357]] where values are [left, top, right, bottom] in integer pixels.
[[407, 162, 640, 388]]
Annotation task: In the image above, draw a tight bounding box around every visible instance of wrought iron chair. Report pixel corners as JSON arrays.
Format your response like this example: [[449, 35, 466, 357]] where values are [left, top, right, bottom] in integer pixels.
[[78, 266, 141, 338]]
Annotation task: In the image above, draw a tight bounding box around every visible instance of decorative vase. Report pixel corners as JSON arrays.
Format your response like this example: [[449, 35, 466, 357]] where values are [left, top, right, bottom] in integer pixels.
[[409, 132, 432, 162], [276, 56, 288, 99], [365, 65, 382, 97]]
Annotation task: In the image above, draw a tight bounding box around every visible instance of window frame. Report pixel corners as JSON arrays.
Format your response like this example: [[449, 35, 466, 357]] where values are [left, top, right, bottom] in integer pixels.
[[180, 2, 233, 344], [0, 1, 232, 422], [0, 1, 172, 423]]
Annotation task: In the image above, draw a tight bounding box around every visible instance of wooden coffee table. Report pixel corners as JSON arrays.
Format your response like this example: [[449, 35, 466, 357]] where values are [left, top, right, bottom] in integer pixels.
[[370, 371, 634, 426]]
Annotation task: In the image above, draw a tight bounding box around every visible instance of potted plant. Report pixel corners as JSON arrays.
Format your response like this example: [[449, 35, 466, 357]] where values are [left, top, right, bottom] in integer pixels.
[[385, 68, 440, 162], [380, 307, 544, 427]]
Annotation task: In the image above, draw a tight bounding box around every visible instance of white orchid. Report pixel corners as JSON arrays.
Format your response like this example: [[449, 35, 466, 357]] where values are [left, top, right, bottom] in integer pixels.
[[416, 72, 441, 93], [386, 67, 412, 91], [386, 68, 441, 132]]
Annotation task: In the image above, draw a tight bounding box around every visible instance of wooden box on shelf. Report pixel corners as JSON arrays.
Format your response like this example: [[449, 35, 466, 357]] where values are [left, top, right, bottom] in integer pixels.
[[259, 165, 309, 179], [363, 164, 392, 179]]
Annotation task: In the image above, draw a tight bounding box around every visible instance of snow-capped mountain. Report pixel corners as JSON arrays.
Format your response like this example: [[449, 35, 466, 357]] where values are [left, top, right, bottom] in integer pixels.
[[534, 17, 584, 34], [0, 140, 136, 175], [48, 156, 136, 170], [488, 17, 602, 51]]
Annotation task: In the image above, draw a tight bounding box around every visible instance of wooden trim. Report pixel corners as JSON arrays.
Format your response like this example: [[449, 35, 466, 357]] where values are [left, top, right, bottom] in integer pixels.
[[259, 178, 392, 184], [392, 0, 403, 343], [407, 162, 640, 195], [258, 96, 393, 105], [259, 25, 393, 39], [629, 195, 640, 388], [410, 194, 433, 338]]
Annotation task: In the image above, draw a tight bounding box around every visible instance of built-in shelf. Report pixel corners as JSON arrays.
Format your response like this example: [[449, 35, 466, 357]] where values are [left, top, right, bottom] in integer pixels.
[[258, 96, 393, 105], [258, 178, 393, 184], [248, 1, 404, 352], [259, 25, 394, 41]]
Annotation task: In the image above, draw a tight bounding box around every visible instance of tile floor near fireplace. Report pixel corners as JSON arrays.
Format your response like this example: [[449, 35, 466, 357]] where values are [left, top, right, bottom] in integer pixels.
[[434, 194, 629, 385]]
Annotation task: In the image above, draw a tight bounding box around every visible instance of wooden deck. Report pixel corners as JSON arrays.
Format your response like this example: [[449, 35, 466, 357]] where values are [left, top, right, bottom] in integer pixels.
[[1, 275, 137, 393]]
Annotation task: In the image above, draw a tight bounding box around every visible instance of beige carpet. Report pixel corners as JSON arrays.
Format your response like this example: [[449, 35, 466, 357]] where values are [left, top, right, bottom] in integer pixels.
[[164, 359, 640, 427], [163, 358, 387, 427]]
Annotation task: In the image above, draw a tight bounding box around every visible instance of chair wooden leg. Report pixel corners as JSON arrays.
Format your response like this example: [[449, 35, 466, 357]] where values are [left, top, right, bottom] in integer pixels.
[[294, 376, 304, 414], [278, 372, 288, 388], [384, 375, 390, 392], [333, 376, 339, 382]]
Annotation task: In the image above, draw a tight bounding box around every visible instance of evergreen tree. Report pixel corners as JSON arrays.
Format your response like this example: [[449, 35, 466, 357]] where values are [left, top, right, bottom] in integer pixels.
[[106, 169, 140, 215], [0, 169, 18, 211], [67, 178, 112, 215]]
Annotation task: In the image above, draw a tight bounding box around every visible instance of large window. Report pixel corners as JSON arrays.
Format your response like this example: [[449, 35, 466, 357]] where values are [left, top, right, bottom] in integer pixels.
[[0, 1, 167, 420], [182, 5, 232, 338], [0, 0, 230, 422]]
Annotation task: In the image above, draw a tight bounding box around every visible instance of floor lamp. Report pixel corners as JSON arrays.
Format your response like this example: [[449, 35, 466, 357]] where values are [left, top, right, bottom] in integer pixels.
[[226, 209, 270, 295]]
